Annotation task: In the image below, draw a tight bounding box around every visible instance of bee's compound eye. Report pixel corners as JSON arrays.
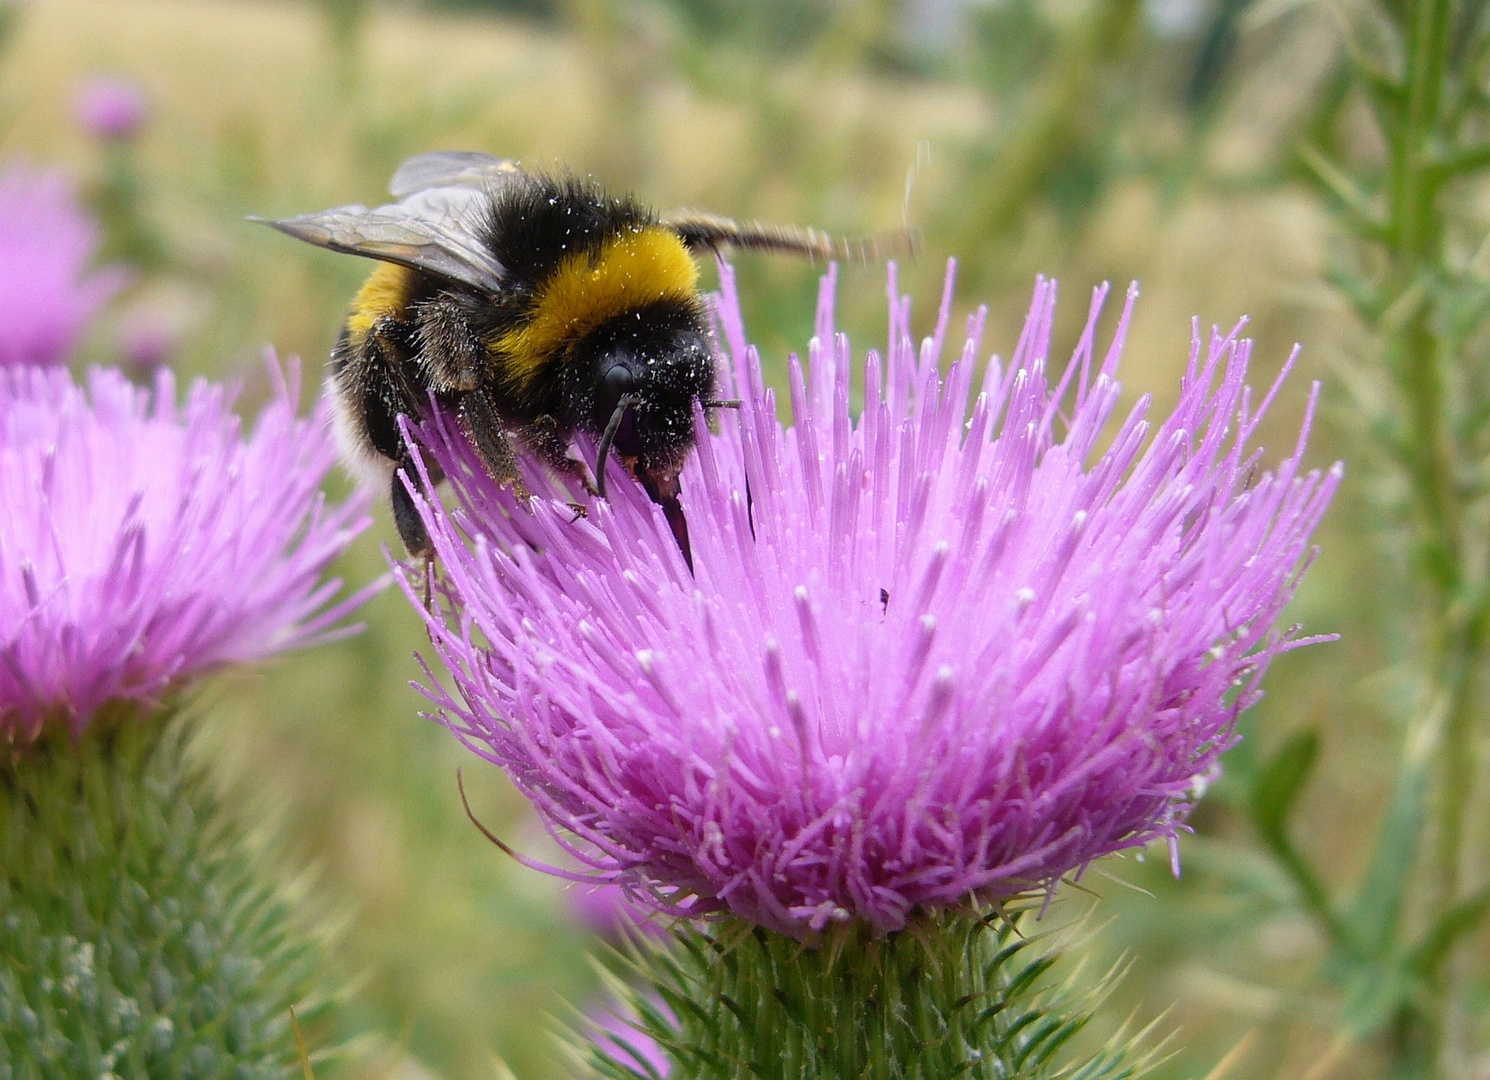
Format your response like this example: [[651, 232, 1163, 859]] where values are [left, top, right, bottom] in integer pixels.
[[596, 363, 638, 431], [603, 365, 635, 398]]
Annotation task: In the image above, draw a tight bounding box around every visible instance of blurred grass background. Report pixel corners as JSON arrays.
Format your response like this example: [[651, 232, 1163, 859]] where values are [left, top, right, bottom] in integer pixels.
[[0, 0, 1460, 1076]]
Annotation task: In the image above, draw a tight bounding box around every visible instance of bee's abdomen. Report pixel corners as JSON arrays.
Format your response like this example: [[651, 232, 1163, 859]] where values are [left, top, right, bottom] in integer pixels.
[[332, 263, 427, 478], [346, 262, 416, 344]]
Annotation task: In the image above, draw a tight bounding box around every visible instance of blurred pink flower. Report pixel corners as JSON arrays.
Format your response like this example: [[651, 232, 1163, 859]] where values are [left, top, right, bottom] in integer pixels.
[[568, 879, 671, 940], [0, 164, 123, 368], [587, 995, 672, 1078], [73, 75, 149, 140], [407, 264, 1339, 938], [115, 312, 179, 377], [0, 355, 377, 741], [118, 321, 175, 375]]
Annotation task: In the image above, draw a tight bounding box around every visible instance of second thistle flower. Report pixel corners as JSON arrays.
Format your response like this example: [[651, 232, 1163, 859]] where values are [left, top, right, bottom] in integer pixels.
[[0, 357, 374, 742], [408, 264, 1340, 939]]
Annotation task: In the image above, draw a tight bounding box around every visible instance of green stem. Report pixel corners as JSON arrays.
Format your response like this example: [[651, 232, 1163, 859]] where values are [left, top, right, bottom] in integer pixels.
[[1393, 0, 1451, 267], [1370, 0, 1490, 1073], [1391, 0, 1488, 1017], [1397, 308, 1460, 595], [1389, 0, 1455, 592], [1308, 0, 1490, 1071], [1428, 596, 1488, 917]]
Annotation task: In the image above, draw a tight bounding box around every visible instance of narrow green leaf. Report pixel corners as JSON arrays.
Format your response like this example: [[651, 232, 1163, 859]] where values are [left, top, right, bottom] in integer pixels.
[[1248, 729, 1320, 840], [1296, 144, 1388, 238], [1246, 731, 1356, 949], [1343, 746, 1431, 957], [1428, 143, 1490, 178], [1408, 886, 1490, 976], [1339, 959, 1411, 1038]]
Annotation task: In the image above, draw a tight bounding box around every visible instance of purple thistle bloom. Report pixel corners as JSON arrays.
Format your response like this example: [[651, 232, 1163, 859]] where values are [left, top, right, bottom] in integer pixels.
[[406, 264, 1340, 938], [0, 164, 123, 369], [73, 75, 150, 141], [0, 355, 376, 742]]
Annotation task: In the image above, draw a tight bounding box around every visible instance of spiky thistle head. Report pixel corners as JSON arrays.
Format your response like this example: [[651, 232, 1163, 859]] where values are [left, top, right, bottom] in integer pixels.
[[406, 262, 1339, 939]]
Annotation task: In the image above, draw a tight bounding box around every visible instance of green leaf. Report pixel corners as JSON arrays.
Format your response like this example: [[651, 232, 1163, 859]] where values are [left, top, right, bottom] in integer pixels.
[[1427, 143, 1490, 179], [1408, 886, 1490, 977], [1342, 745, 1431, 957], [1296, 144, 1388, 239], [1339, 958, 1411, 1038], [1248, 729, 1320, 841], [1245, 731, 1361, 949]]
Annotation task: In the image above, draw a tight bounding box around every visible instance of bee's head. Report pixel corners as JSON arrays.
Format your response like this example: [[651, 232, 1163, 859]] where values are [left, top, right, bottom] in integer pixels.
[[583, 305, 715, 499]]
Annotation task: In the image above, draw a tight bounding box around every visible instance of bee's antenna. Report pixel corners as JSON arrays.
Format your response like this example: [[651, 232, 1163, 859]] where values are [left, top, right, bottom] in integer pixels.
[[595, 394, 638, 500], [903, 140, 931, 236], [701, 399, 742, 410]]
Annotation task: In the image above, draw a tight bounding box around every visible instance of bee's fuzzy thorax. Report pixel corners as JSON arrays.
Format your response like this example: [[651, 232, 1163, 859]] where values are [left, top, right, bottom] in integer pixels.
[[480, 171, 652, 285], [492, 225, 701, 392]]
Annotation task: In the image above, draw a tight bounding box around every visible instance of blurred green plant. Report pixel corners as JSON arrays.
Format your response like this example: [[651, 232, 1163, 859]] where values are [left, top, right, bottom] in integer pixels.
[[88, 140, 167, 274], [1237, 0, 1490, 1074], [316, 0, 367, 90], [962, 0, 1144, 253], [418, 0, 560, 19], [0, 1, 20, 56]]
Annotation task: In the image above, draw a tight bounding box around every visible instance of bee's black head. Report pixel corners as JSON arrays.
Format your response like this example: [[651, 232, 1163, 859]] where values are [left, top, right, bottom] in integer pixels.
[[581, 300, 715, 496]]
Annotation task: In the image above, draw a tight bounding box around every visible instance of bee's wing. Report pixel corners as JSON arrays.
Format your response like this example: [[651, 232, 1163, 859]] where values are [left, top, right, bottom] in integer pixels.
[[253, 187, 506, 294], [389, 152, 523, 198], [662, 210, 917, 264]]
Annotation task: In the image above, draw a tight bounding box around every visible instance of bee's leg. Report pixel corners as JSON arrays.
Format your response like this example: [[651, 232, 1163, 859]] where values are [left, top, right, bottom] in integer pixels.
[[333, 316, 438, 563], [390, 476, 436, 611], [389, 468, 434, 561], [458, 387, 530, 504], [413, 293, 485, 393], [525, 415, 596, 523], [525, 413, 597, 499], [413, 299, 531, 506]]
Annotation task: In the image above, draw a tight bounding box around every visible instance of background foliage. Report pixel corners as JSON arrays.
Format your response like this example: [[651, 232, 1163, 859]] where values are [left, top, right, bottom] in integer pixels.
[[1, 0, 1484, 1077]]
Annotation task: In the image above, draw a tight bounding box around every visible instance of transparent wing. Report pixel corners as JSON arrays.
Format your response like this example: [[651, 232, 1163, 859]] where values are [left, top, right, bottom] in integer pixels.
[[252, 186, 506, 293], [389, 152, 523, 198]]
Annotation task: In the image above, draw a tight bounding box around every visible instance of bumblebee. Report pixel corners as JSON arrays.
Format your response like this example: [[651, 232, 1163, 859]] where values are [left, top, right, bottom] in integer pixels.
[[257, 152, 893, 568]]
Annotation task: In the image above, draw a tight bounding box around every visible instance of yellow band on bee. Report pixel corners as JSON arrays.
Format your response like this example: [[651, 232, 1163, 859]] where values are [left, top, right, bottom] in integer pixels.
[[347, 263, 414, 340], [496, 226, 699, 388]]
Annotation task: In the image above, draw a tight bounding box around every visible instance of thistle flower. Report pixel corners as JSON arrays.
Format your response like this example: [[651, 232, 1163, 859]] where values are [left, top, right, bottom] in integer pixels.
[[0, 356, 375, 742], [73, 75, 149, 141], [407, 264, 1339, 938], [0, 164, 123, 368]]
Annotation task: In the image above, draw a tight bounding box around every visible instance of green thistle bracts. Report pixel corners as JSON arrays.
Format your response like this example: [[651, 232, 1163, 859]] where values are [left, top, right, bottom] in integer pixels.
[[586, 911, 1155, 1080], [0, 718, 321, 1080]]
